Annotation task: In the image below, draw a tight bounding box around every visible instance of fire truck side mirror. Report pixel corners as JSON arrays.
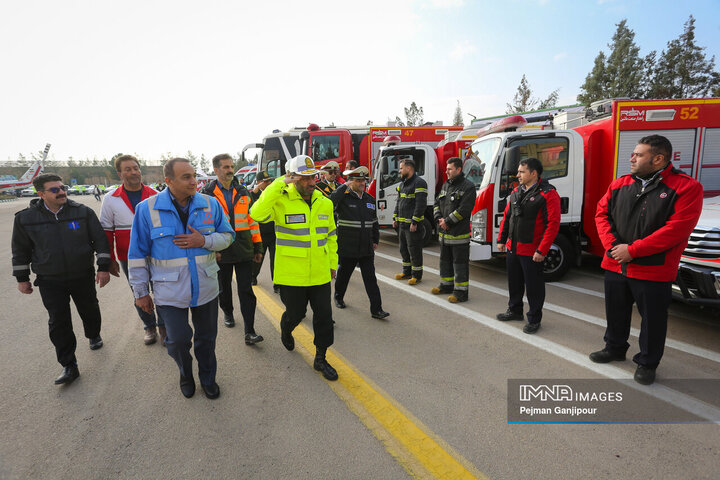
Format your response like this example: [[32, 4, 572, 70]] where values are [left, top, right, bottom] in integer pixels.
[[504, 146, 521, 175]]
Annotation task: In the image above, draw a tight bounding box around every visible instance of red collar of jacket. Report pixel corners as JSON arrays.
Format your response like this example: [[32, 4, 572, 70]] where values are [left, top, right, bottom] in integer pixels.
[[112, 184, 156, 213]]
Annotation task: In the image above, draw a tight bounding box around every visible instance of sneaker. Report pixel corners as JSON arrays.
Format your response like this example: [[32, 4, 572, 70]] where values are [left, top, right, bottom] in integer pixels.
[[394, 273, 411, 280], [144, 327, 158, 345], [431, 286, 453, 295], [89, 336, 103, 350], [523, 322, 541, 334], [496, 309, 523, 321], [408, 278, 421, 285], [634, 365, 656, 385], [589, 348, 626, 364], [313, 358, 338, 381], [245, 333, 264, 345], [448, 295, 467, 303]]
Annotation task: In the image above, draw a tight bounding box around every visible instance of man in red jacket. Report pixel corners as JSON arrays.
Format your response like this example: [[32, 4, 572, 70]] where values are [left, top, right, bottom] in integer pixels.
[[591, 135, 703, 385], [496, 157, 560, 334], [100, 155, 162, 345]]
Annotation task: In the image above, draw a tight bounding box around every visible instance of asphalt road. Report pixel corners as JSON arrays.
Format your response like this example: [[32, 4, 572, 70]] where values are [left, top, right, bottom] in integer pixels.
[[1, 195, 718, 480]]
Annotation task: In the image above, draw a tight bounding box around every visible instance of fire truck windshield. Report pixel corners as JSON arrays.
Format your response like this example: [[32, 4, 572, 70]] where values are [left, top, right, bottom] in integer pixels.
[[465, 137, 500, 189]]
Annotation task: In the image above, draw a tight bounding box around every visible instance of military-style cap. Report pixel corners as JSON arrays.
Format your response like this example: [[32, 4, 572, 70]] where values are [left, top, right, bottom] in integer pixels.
[[320, 161, 340, 171], [255, 170, 275, 183], [343, 166, 369, 180]]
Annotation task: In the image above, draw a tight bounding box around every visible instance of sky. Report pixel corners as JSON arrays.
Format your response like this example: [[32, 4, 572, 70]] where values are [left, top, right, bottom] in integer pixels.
[[1, 0, 719, 163]]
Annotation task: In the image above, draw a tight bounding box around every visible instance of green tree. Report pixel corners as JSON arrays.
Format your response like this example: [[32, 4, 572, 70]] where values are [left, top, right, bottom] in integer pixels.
[[200, 153, 210, 173], [647, 15, 720, 98], [507, 75, 558, 113], [539, 89, 560, 109], [578, 52, 609, 105], [404, 102, 424, 126], [452, 100, 464, 127], [393, 116, 405, 127]]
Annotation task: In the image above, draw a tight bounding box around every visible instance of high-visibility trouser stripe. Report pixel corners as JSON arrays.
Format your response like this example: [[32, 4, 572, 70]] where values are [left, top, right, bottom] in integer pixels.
[[97, 253, 111, 259], [412, 266, 423, 271], [147, 195, 162, 227], [276, 238, 311, 248], [440, 276, 454, 286], [13, 264, 30, 271], [415, 188, 428, 194], [449, 210, 462, 222], [400, 193, 415, 198], [402, 262, 412, 267], [455, 281, 469, 291], [411, 216, 424, 222], [318, 238, 327, 247], [276, 226, 310, 236], [316, 227, 329, 234]]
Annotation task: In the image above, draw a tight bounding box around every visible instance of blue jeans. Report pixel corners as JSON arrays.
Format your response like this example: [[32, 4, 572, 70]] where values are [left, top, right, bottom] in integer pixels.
[[119, 260, 163, 329], [156, 297, 218, 386]]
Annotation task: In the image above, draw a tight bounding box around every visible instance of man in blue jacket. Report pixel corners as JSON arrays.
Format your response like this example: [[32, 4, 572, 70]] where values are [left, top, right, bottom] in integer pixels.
[[129, 158, 234, 399]]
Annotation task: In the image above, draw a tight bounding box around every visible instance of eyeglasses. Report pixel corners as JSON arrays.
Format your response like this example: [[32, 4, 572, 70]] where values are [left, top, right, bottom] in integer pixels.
[[43, 185, 68, 194]]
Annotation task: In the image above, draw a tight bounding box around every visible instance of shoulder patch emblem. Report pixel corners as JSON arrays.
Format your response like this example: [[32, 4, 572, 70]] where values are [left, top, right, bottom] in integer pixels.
[[660, 192, 668, 199]]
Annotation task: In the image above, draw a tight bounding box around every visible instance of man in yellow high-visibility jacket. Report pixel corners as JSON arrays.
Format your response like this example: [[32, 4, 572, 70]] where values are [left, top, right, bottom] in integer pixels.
[[250, 155, 339, 381]]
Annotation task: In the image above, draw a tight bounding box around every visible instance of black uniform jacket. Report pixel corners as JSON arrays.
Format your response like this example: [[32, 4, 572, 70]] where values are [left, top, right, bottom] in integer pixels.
[[12, 198, 110, 281], [330, 184, 379, 258], [393, 173, 428, 227], [433, 172, 477, 242]]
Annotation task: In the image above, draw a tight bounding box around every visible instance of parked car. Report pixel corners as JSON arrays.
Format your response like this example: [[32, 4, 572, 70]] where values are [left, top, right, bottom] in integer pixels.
[[20, 187, 36, 197]]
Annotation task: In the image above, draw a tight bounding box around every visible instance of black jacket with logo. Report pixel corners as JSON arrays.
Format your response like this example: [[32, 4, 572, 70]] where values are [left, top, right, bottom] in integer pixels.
[[330, 184, 379, 257], [12, 198, 110, 281]]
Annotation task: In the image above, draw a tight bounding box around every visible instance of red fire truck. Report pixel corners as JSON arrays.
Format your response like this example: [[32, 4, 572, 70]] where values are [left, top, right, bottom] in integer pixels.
[[464, 97, 720, 281]]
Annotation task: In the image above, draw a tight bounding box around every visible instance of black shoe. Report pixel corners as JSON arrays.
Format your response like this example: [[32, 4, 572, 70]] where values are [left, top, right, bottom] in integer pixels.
[[201, 382, 221, 399], [589, 348, 626, 364], [634, 365, 656, 385], [496, 310, 523, 321], [89, 336, 103, 350], [371, 310, 390, 319], [54, 365, 80, 385], [313, 358, 338, 381], [224, 314, 235, 328], [252, 278, 258, 286], [281, 325, 295, 351], [334, 297, 346, 309], [180, 375, 195, 398], [523, 322, 541, 334], [273, 285, 280, 294], [245, 333, 264, 345]]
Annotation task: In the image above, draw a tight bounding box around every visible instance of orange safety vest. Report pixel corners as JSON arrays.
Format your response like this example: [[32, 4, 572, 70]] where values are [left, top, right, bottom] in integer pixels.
[[211, 184, 262, 243]]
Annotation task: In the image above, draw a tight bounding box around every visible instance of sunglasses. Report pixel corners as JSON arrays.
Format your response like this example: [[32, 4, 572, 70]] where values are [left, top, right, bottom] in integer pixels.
[[44, 185, 69, 194]]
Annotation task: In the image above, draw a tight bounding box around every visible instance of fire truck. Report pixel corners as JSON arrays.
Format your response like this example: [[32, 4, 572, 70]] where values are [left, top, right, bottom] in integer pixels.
[[464, 97, 720, 282], [369, 127, 478, 244]]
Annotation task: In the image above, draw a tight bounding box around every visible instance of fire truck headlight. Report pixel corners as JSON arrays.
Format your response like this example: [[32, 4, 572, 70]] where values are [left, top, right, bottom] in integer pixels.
[[471, 209, 486, 241]]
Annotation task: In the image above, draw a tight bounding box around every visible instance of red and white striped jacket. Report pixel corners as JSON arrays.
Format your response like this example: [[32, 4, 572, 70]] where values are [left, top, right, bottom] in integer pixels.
[[100, 184, 157, 261]]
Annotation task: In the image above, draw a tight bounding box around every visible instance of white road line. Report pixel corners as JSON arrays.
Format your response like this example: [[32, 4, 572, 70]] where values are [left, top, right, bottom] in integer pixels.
[[375, 272, 720, 423], [374, 250, 720, 365]]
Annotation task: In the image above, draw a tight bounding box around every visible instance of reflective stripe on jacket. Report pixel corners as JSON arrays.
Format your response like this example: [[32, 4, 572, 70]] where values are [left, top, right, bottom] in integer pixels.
[[433, 173, 476, 245], [201, 180, 262, 263], [250, 177, 338, 286], [128, 189, 234, 308], [393, 173, 428, 226]]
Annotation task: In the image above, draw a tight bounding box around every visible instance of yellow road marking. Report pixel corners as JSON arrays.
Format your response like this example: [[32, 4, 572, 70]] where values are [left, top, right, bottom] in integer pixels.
[[254, 286, 487, 480]]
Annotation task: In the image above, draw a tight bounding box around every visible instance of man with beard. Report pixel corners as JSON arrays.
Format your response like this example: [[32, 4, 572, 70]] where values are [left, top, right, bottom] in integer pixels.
[[12, 173, 111, 385], [250, 155, 339, 381], [100, 154, 163, 345], [392, 156, 427, 285]]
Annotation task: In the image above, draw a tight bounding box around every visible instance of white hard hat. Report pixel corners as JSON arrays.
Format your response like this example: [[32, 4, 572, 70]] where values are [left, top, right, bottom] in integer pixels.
[[286, 155, 319, 176]]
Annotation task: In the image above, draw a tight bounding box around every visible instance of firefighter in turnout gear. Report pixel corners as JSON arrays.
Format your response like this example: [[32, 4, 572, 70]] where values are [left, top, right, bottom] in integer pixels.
[[316, 161, 341, 198], [250, 155, 340, 381], [330, 166, 389, 319], [432, 157, 477, 303], [392, 156, 427, 284]]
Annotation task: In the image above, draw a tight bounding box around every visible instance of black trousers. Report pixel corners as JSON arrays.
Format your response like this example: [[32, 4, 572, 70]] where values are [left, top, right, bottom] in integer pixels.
[[218, 261, 257, 334], [506, 250, 545, 324], [252, 241, 276, 284], [439, 242, 470, 299], [279, 283, 334, 349], [603, 271, 672, 368], [37, 273, 102, 367], [398, 225, 423, 279], [334, 255, 383, 313]]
